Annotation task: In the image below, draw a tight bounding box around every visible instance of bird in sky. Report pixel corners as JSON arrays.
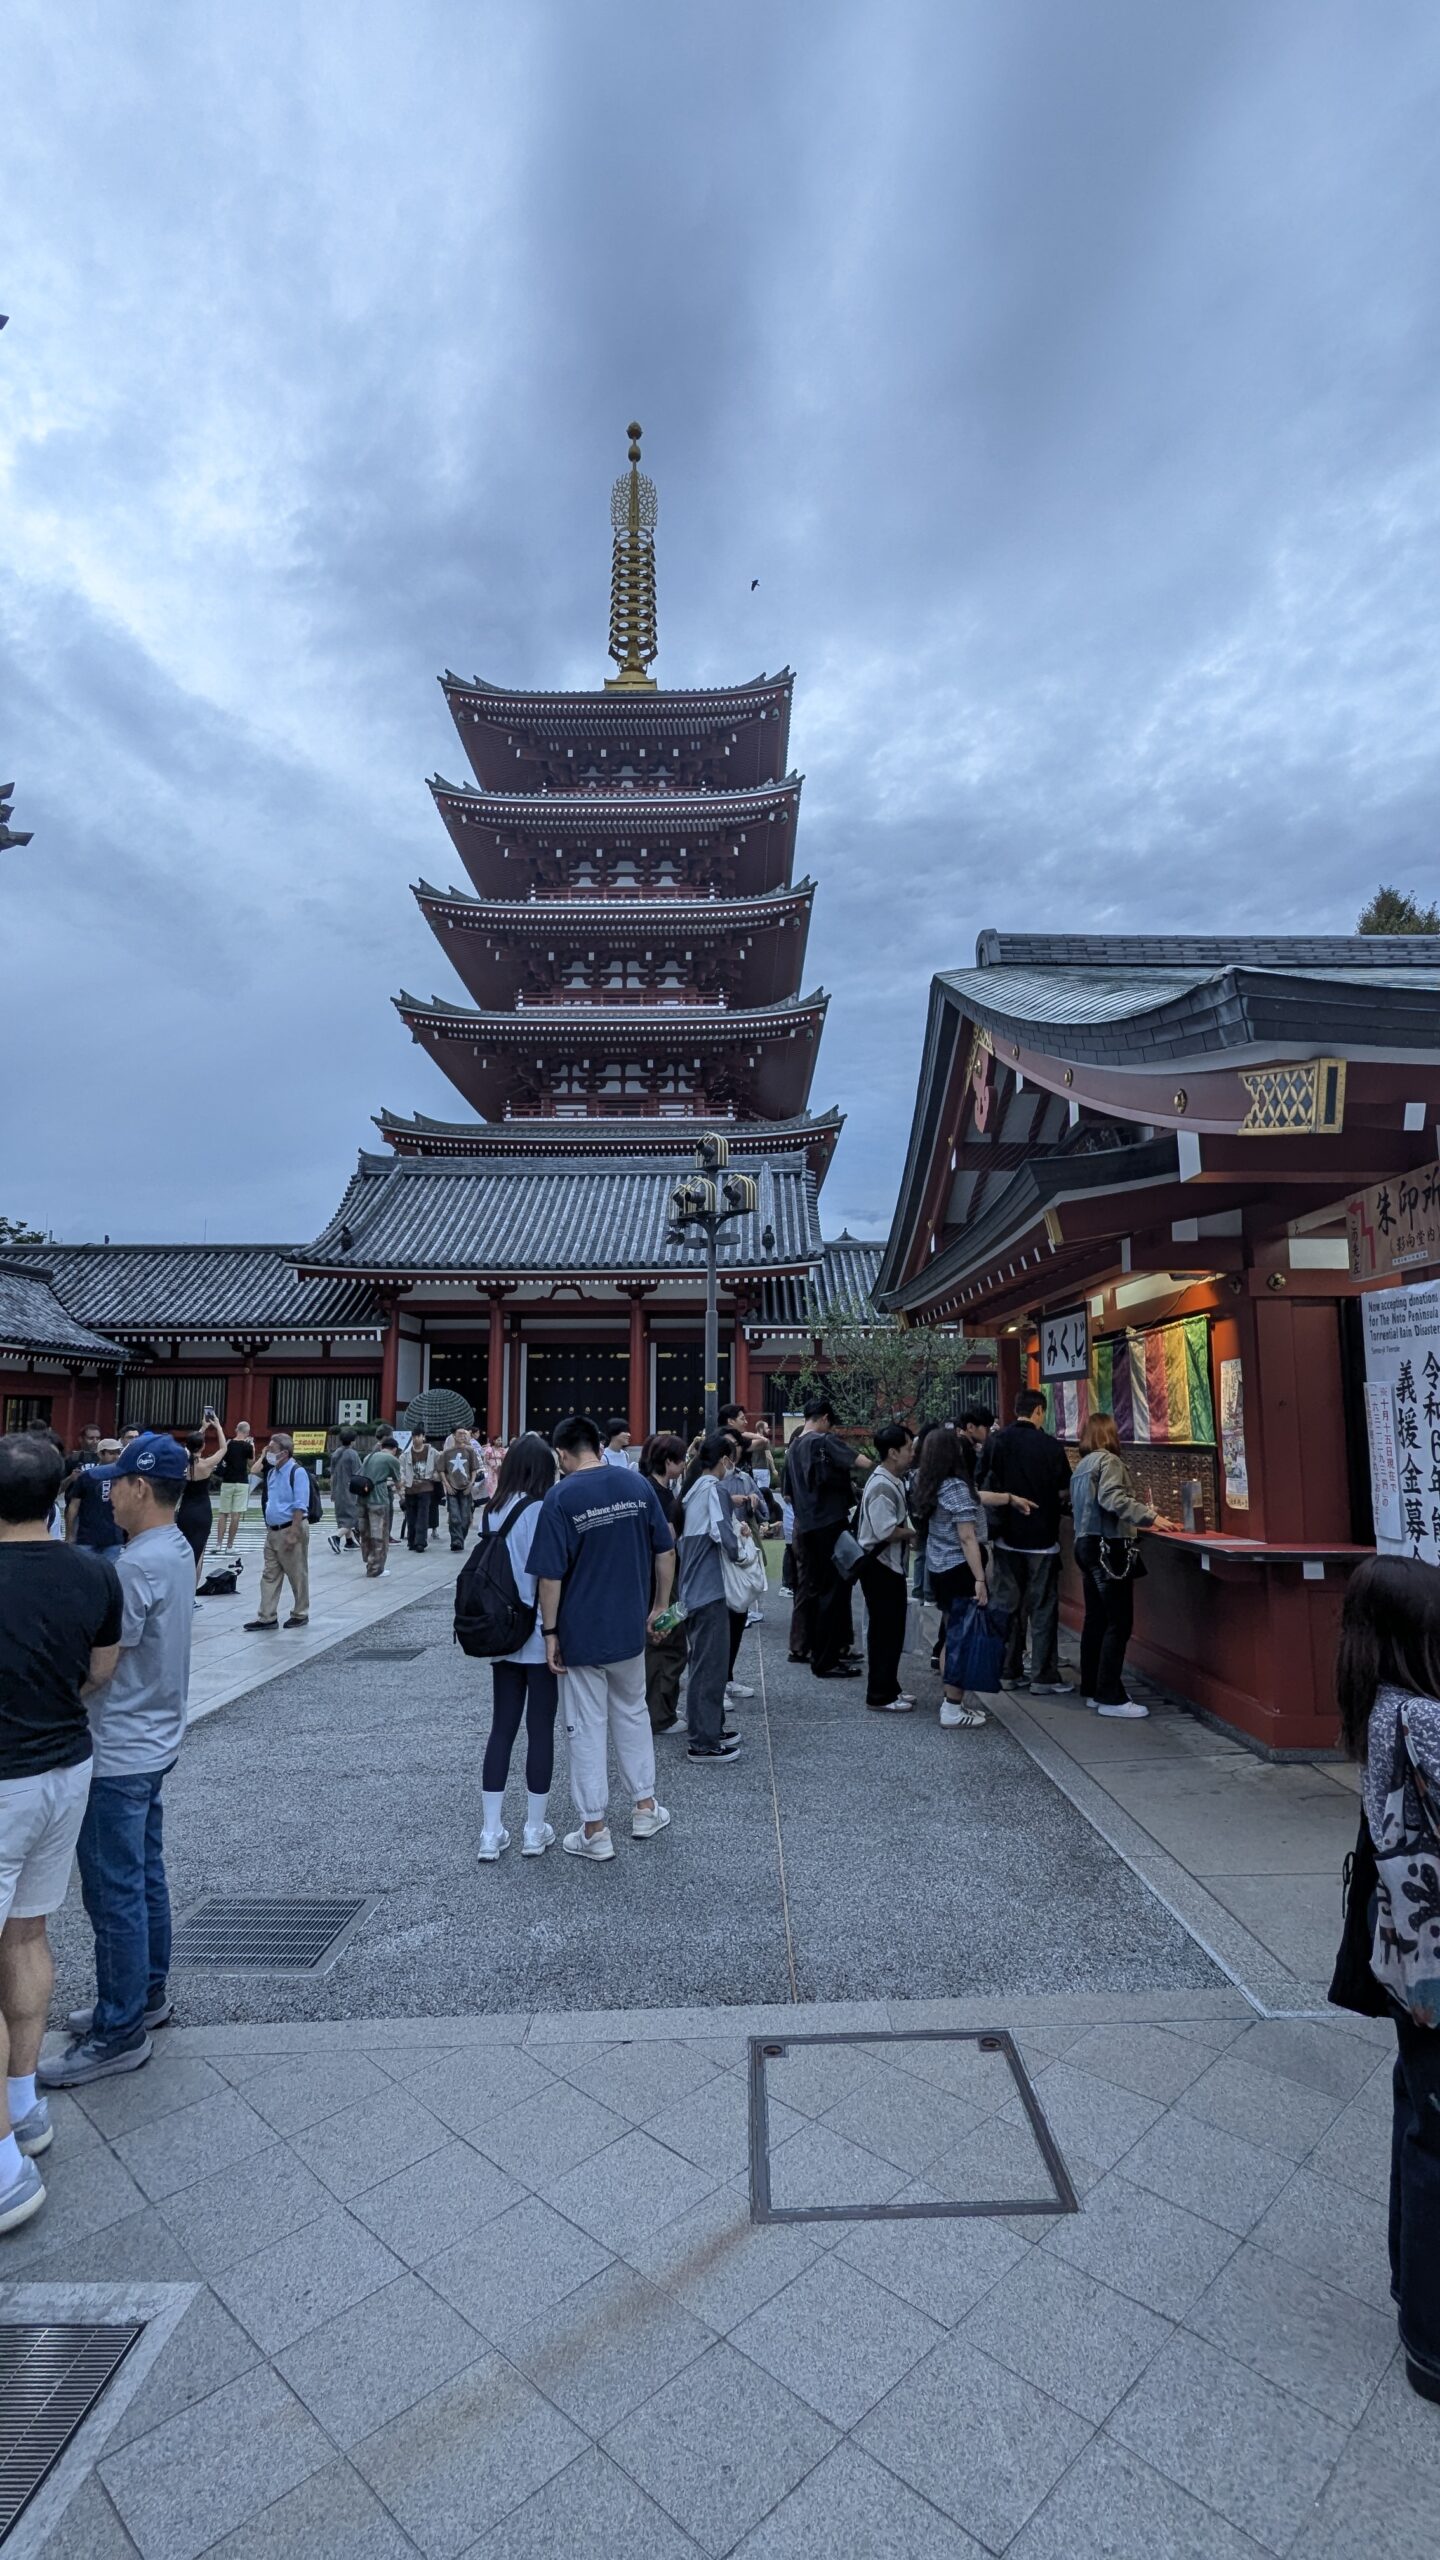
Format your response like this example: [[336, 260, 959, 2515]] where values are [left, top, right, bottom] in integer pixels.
[[750, 578, 759, 590]]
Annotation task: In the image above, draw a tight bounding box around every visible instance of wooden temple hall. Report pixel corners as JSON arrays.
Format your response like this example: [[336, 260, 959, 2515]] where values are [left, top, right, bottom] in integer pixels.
[[878, 931, 1440, 1752], [0, 426, 872, 1447]]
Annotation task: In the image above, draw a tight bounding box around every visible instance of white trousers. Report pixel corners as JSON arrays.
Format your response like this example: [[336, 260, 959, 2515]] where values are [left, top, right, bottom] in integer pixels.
[[561, 1654, 656, 1825]]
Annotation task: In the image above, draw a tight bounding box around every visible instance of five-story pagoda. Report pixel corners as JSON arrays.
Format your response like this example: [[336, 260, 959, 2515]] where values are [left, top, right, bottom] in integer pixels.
[[392, 425, 831, 1149], [298, 426, 843, 1443]]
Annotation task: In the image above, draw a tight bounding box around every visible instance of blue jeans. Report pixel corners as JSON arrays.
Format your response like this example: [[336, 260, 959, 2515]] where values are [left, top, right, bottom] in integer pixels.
[[75, 1770, 172, 2050], [1391, 2012, 1440, 2383]]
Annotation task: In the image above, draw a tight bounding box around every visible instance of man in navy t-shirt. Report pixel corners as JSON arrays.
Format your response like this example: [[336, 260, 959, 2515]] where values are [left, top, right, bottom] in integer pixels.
[[530, 1415, 676, 1865]]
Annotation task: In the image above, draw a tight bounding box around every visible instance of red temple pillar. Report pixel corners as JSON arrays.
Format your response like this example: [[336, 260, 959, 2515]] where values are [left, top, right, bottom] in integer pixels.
[[487, 1295, 507, 1441], [380, 1300, 401, 1425], [507, 1318, 523, 1436], [60, 1373, 78, 1448], [627, 1292, 648, 1446]]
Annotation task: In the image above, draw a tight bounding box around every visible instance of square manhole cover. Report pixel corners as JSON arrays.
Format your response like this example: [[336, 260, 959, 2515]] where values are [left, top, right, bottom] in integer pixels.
[[172, 1896, 375, 1974], [0, 2323, 144, 2541], [748, 2031, 1079, 2224]]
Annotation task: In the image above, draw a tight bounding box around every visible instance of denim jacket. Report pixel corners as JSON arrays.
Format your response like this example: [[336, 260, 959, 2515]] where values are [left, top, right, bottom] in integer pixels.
[[1070, 1449, 1154, 1545]]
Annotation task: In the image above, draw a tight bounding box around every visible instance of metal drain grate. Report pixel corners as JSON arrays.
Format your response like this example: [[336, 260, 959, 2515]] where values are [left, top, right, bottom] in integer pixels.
[[0, 2323, 144, 2541], [172, 1896, 374, 1974], [349, 1646, 428, 1661], [748, 2029, 1080, 2226]]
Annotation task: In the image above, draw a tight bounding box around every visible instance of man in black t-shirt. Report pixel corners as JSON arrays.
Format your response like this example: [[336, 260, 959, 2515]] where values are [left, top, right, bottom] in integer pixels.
[[983, 1388, 1076, 1692], [0, 1433, 122, 2234], [65, 1441, 124, 1552]]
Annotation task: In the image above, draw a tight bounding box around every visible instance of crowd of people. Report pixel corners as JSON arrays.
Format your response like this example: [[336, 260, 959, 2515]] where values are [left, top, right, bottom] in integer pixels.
[[0, 1390, 1436, 2414]]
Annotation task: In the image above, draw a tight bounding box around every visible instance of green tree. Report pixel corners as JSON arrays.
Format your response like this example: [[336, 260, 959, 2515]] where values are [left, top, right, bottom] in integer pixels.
[[788, 1295, 990, 1431], [1358, 885, 1440, 934], [0, 1216, 43, 1244]]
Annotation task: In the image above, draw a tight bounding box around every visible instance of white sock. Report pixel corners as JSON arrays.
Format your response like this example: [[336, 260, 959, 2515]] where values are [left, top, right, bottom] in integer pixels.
[[526, 1792, 549, 1833], [7, 2075, 36, 2120], [481, 1790, 505, 1837], [0, 2131, 21, 2183]]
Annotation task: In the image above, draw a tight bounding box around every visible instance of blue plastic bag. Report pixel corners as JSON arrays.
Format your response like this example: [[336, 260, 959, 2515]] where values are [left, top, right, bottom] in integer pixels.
[[944, 1598, 1010, 1695]]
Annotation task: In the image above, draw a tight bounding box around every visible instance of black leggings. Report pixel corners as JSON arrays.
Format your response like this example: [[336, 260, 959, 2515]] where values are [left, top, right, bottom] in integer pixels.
[[727, 1608, 747, 1680], [482, 1659, 559, 1792]]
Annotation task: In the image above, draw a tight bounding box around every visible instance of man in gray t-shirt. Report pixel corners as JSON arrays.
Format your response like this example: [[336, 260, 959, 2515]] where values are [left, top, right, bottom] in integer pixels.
[[40, 1433, 194, 2088]]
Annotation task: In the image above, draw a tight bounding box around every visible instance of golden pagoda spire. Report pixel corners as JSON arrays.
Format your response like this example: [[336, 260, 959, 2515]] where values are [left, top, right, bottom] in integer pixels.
[[605, 421, 659, 691]]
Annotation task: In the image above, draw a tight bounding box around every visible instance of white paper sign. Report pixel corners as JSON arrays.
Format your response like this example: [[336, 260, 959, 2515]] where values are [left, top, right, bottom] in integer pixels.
[[1363, 1383, 1402, 1545], [1361, 1280, 1440, 1560], [1039, 1304, 1089, 1381], [337, 1397, 370, 1427]]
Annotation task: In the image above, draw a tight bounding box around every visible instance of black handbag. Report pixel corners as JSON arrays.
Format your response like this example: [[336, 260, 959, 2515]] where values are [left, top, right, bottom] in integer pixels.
[[1327, 1813, 1392, 2020]]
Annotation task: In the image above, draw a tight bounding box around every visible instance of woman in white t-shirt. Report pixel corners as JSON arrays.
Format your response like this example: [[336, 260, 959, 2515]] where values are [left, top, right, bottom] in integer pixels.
[[475, 1436, 559, 1861]]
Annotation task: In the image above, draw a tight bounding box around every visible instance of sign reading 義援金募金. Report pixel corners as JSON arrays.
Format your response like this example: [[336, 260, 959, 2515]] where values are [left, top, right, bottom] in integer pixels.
[[1361, 1279, 1440, 1563]]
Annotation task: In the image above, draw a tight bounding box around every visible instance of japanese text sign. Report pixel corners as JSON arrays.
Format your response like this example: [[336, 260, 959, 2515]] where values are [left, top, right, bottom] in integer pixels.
[[1039, 1305, 1089, 1381], [1361, 1280, 1440, 1562], [1348, 1164, 1440, 1281]]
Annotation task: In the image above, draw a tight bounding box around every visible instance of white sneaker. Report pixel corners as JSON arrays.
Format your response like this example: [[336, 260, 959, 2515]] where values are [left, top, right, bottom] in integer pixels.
[[745, 1608, 765, 1625], [725, 1681, 756, 1700], [866, 1697, 914, 1712], [522, 1822, 555, 1856], [632, 1802, 671, 1840], [940, 1698, 988, 1728], [1029, 1681, 1076, 1697], [1095, 1699, 1149, 1719], [476, 1827, 510, 1861], [563, 1826, 615, 1861]]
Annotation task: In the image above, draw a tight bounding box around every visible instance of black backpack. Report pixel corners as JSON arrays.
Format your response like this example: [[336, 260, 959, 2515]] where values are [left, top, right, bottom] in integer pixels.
[[281, 1458, 325, 1526], [453, 1497, 541, 1658]]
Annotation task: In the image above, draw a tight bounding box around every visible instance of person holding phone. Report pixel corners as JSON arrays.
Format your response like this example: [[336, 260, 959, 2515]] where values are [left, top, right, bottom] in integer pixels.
[[212, 1418, 255, 1556], [177, 1411, 227, 1592]]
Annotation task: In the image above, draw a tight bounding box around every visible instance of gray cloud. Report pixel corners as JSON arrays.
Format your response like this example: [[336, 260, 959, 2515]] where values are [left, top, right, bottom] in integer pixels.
[[4, 0, 1440, 1243]]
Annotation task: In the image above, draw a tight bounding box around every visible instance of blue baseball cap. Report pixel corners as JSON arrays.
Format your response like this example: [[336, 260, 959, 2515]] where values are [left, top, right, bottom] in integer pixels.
[[111, 1430, 190, 1484]]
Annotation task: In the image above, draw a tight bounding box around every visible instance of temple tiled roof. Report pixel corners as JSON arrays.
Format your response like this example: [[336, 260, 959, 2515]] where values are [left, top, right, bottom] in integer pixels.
[[0, 1261, 129, 1365], [750, 1235, 885, 1332], [374, 1105, 842, 1155], [301, 1153, 822, 1281], [0, 1245, 381, 1340], [395, 988, 828, 1035], [413, 876, 814, 924]]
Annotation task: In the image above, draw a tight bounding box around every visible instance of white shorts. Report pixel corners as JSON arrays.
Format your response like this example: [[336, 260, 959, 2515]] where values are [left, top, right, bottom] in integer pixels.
[[215, 1481, 251, 1516], [0, 1759, 93, 1924]]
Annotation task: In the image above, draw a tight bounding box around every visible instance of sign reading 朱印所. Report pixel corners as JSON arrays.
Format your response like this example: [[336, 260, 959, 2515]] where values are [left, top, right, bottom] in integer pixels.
[[1361, 1279, 1440, 1562], [1039, 1305, 1089, 1381], [1348, 1165, 1440, 1281]]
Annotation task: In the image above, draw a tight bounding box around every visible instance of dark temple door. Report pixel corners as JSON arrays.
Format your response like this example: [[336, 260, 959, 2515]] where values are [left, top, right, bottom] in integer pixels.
[[524, 1345, 631, 1440]]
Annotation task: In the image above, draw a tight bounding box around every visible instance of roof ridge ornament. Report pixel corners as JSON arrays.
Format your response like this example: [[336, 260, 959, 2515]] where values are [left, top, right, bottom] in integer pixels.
[[605, 422, 659, 693]]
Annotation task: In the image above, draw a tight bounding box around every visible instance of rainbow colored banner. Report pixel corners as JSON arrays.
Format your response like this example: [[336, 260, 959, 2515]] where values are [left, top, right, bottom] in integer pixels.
[[1044, 1318, 1214, 1445], [1091, 1316, 1214, 1447]]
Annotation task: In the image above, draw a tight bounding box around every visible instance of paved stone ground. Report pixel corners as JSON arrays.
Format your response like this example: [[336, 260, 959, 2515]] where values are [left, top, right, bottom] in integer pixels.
[[12, 1554, 1439, 2555], [7, 1993, 1433, 2559], [47, 1591, 1222, 2027]]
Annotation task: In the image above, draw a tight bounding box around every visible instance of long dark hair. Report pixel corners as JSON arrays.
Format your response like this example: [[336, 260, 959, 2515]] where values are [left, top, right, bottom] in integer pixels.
[[1336, 1554, 1440, 1756], [911, 1422, 974, 1525], [484, 1433, 556, 1520], [681, 1432, 733, 1497]]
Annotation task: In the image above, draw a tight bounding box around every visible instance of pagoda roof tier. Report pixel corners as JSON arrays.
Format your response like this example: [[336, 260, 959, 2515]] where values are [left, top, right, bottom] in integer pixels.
[[442, 670, 794, 793], [395, 988, 828, 1121], [413, 877, 814, 1010], [429, 774, 800, 896], [373, 1105, 844, 1182], [299, 1147, 821, 1288]]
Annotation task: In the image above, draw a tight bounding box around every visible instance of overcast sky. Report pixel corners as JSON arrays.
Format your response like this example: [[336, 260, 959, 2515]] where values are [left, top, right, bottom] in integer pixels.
[[5, 1, 1440, 1245]]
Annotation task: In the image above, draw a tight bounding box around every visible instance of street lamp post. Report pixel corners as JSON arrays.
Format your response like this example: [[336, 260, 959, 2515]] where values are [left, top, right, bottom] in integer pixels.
[[668, 1133, 759, 1436]]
